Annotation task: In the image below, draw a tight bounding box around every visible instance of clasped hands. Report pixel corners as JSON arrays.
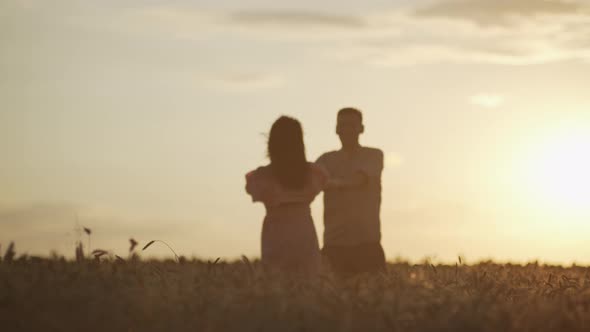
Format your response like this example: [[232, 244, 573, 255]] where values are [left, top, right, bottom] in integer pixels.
[[327, 170, 368, 190]]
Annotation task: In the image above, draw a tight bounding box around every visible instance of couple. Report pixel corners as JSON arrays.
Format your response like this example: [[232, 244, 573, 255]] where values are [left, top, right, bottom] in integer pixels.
[[245, 108, 385, 276]]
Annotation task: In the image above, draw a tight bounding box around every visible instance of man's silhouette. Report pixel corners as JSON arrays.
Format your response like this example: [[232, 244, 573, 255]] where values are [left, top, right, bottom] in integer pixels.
[[316, 107, 385, 275]]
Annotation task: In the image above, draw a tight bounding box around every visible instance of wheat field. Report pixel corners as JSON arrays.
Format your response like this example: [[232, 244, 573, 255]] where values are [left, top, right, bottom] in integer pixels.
[[1, 244, 590, 332]]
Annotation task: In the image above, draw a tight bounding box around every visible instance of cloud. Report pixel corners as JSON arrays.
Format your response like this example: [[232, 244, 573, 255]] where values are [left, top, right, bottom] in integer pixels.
[[230, 10, 366, 28], [202, 5, 590, 67], [470, 93, 505, 109], [6, 0, 590, 69], [199, 72, 285, 92], [415, 0, 585, 26], [218, 2, 590, 66], [53, 3, 401, 43], [345, 10, 590, 66]]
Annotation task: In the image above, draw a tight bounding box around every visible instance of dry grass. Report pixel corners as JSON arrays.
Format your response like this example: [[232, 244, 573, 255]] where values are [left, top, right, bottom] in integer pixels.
[[1, 251, 590, 332]]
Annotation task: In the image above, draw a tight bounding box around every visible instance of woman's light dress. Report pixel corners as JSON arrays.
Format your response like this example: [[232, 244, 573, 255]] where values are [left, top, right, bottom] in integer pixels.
[[245, 163, 327, 272]]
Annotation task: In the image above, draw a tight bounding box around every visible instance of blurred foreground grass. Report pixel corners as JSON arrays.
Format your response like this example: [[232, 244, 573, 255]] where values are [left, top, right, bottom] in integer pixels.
[[1, 253, 590, 332]]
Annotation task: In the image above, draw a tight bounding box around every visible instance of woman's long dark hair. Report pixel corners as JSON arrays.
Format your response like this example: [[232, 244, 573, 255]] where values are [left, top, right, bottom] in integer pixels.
[[268, 116, 309, 190]]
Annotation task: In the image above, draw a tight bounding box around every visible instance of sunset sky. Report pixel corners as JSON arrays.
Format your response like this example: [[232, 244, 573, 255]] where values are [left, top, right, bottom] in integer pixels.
[[2, 0, 590, 263]]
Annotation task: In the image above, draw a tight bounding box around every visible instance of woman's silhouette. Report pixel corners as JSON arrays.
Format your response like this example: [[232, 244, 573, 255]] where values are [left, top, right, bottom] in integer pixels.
[[245, 116, 327, 273]]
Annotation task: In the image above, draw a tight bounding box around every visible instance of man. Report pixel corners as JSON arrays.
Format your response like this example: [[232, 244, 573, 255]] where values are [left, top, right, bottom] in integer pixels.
[[316, 107, 385, 275]]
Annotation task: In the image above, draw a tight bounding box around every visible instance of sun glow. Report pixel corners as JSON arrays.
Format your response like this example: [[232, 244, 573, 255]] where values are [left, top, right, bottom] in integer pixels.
[[517, 126, 590, 215]]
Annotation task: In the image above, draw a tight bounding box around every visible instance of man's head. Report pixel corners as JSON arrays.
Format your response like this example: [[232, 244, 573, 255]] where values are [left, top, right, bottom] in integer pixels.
[[336, 107, 364, 148]]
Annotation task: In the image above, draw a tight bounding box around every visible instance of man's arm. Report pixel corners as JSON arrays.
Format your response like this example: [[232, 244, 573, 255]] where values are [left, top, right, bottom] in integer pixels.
[[315, 153, 344, 190], [356, 149, 384, 186], [316, 152, 371, 190]]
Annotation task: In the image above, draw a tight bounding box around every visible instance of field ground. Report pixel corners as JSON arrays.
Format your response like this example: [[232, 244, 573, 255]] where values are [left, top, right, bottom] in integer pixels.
[[2, 256, 590, 332]]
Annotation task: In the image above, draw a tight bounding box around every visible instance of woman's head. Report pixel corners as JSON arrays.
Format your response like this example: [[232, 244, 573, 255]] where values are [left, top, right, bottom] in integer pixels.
[[268, 116, 309, 190]]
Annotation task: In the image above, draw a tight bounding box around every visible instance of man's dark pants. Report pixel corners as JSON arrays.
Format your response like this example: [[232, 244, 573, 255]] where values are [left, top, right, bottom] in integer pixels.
[[322, 242, 386, 275]]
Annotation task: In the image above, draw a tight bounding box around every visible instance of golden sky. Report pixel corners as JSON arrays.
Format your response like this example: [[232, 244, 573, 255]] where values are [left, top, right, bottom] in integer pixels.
[[1, 0, 590, 263]]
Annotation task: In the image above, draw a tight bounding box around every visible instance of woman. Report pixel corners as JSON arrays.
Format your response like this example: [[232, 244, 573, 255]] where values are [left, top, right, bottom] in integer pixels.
[[245, 116, 327, 273]]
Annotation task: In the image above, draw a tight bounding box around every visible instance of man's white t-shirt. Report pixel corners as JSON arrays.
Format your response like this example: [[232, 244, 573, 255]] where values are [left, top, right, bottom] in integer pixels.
[[316, 147, 383, 247]]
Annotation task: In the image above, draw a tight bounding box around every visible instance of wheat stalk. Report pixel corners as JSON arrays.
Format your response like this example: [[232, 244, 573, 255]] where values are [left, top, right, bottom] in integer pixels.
[[83, 226, 92, 256], [3, 242, 15, 262], [142, 240, 180, 262]]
